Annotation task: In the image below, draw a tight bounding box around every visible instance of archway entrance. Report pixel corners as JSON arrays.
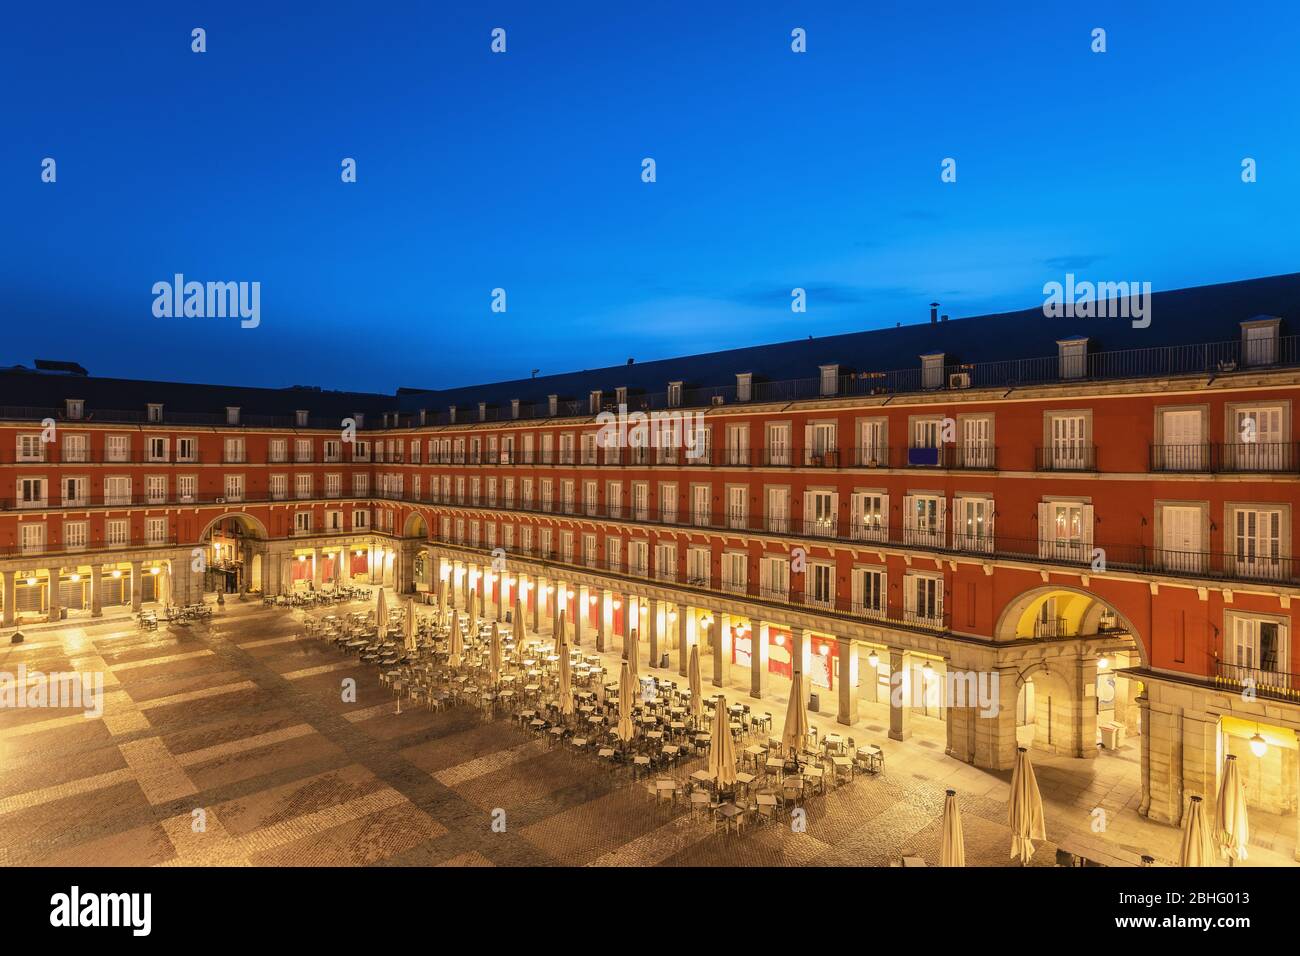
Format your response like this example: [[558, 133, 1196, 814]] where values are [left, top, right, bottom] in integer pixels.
[[199, 514, 266, 596], [998, 586, 1145, 756]]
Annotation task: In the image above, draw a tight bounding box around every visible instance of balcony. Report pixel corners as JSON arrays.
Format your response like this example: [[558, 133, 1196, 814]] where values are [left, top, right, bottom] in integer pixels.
[[1035, 445, 1098, 472], [1215, 661, 1299, 702], [1150, 442, 1299, 473]]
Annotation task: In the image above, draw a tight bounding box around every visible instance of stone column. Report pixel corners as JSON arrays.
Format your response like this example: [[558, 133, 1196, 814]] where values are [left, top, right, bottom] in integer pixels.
[[888, 647, 910, 741], [575, 586, 589, 647], [530, 578, 541, 634], [1073, 655, 1099, 760], [752, 620, 770, 698], [46, 568, 61, 623], [712, 613, 730, 688], [1138, 692, 1152, 818], [2, 572, 13, 627], [677, 605, 692, 676], [646, 598, 660, 668], [130, 561, 144, 612], [596, 588, 610, 652], [836, 637, 858, 726], [312, 549, 323, 588], [1141, 696, 1182, 824], [90, 565, 103, 617], [1182, 711, 1221, 822], [797, 629, 815, 708]]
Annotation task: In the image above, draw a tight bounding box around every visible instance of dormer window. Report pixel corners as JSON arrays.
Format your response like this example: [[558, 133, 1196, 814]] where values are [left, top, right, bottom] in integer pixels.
[[353, 412, 365, 429], [667, 382, 683, 408], [479, 402, 487, 422], [589, 390, 603, 414], [66, 399, 84, 420], [819, 365, 839, 397], [511, 399, 520, 420], [449, 405, 457, 424], [146, 403, 163, 423], [548, 394, 558, 416], [418, 409, 428, 426], [615, 386, 628, 406], [295, 409, 309, 427], [920, 353, 945, 390], [1057, 336, 1088, 380], [736, 373, 753, 402], [1241, 317, 1281, 367], [226, 406, 241, 425]]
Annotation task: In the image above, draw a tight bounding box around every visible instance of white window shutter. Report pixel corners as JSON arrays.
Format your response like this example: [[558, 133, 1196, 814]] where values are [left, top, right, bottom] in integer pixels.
[[802, 490, 813, 528], [986, 500, 995, 544], [851, 569, 862, 609], [903, 494, 915, 531], [1082, 504, 1095, 548], [880, 494, 890, 534], [936, 498, 947, 546], [830, 492, 840, 528], [1037, 502, 1050, 558], [953, 496, 966, 538], [903, 575, 916, 613]]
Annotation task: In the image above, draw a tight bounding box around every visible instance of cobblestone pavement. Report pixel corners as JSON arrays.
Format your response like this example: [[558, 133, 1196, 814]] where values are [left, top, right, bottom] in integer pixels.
[[0, 601, 1293, 867]]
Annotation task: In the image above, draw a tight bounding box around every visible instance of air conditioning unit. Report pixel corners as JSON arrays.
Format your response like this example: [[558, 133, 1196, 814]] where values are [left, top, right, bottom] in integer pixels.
[[711, 395, 725, 406], [949, 372, 971, 389], [215, 497, 226, 504]]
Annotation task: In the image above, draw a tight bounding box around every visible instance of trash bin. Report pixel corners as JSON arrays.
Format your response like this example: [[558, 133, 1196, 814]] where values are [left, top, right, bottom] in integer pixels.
[[659, 653, 670, 668], [808, 692, 820, 712], [1100, 722, 1124, 750]]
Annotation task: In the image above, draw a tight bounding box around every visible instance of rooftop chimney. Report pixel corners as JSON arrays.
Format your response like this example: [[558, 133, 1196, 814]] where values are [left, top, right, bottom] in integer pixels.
[[941, 314, 949, 322], [930, 302, 939, 324]]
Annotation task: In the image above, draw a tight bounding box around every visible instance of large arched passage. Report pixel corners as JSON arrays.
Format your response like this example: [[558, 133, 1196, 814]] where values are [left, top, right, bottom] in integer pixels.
[[198, 513, 267, 595], [998, 585, 1146, 759]]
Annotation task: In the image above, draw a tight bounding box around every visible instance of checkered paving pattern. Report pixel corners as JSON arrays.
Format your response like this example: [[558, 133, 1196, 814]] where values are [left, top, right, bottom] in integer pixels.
[[0, 600, 1293, 867]]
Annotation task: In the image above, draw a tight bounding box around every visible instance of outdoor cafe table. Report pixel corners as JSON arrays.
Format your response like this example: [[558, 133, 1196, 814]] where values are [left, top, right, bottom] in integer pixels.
[[716, 803, 744, 833], [646, 730, 664, 740], [832, 755, 853, 777], [661, 745, 680, 757], [765, 758, 786, 776], [690, 770, 713, 785], [755, 792, 778, 810], [735, 771, 756, 792], [598, 748, 615, 758], [655, 779, 678, 796]]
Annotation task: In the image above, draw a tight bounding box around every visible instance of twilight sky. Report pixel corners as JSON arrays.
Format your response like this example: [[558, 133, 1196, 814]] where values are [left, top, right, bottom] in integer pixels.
[[2, 1, 1297, 394]]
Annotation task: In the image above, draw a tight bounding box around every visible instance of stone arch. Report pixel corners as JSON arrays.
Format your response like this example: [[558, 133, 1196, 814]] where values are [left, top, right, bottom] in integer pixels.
[[197, 511, 269, 543], [994, 584, 1147, 668], [403, 511, 429, 539]]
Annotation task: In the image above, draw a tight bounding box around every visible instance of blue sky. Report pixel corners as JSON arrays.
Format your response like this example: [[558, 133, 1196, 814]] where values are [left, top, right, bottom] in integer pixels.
[[2, 1, 1297, 393]]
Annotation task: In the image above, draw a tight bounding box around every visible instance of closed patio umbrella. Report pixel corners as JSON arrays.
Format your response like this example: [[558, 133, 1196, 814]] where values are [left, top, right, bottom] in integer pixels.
[[626, 628, 640, 686], [1216, 753, 1249, 864], [1008, 747, 1047, 865], [447, 608, 463, 669], [468, 588, 479, 628], [1180, 795, 1215, 867], [489, 621, 502, 685], [557, 615, 573, 717], [615, 660, 635, 745], [404, 599, 417, 654], [708, 694, 738, 789], [781, 668, 810, 758], [941, 789, 966, 867], [375, 587, 388, 637], [688, 644, 703, 724], [158, 568, 172, 607], [513, 596, 527, 653]]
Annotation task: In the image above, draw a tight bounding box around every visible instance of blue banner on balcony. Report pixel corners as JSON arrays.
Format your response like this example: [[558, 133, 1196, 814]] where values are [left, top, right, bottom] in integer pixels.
[[908, 447, 940, 466]]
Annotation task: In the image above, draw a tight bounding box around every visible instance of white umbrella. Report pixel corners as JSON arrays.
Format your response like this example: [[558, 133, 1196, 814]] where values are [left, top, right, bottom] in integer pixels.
[[615, 660, 635, 744], [468, 588, 479, 628], [489, 621, 502, 685], [159, 568, 172, 607], [781, 668, 810, 758], [557, 613, 573, 717], [375, 587, 388, 637], [513, 596, 527, 652], [1216, 753, 1249, 864], [626, 627, 640, 686], [1180, 795, 1215, 867], [688, 644, 703, 724], [404, 599, 417, 653], [447, 608, 463, 668], [1008, 747, 1047, 865], [941, 789, 966, 867], [708, 694, 738, 789]]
